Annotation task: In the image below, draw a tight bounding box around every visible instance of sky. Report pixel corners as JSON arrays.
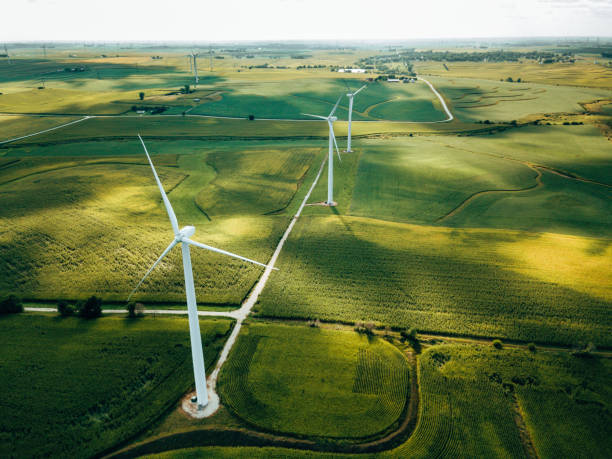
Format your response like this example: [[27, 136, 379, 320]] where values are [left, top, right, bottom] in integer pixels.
[[2, 0, 612, 42]]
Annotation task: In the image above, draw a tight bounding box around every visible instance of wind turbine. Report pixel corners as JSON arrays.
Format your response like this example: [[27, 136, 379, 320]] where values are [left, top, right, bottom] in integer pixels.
[[129, 135, 275, 409], [345, 84, 366, 153], [4, 44, 11, 65], [190, 51, 199, 87], [303, 95, 343, 206]]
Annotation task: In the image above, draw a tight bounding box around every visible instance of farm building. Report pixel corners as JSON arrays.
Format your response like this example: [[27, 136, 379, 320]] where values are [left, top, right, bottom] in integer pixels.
[[338, 68, 366, 73]]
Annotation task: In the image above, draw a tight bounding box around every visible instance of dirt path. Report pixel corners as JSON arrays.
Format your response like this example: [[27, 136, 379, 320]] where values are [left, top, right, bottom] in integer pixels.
[[512, 394, 539, 459]]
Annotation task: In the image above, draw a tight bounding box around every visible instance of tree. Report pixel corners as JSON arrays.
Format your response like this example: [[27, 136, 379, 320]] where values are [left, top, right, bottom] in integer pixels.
[[78, 295, 102, 318], [0, 295, 23, 314], [183, 84, 190, 94], [139, 92, 145, 100], [492, 339, 503, 349], [506, 77, 514, 82], [57, 300, 74, 317], [127, 301, 144, 318], [248, 114, 255, 121]]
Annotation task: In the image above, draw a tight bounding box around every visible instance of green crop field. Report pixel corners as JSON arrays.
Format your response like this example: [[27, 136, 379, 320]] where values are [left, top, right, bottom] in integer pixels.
[[257, 215, 612, 346], [0, 314, 232, 458], [218, 323, 410, 438], [389, 344, 612, 459], [0, 139, 320, 304]]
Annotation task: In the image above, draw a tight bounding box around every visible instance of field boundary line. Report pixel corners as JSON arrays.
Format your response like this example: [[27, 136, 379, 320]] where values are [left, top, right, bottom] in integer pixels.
[[436, 165, 543, 223], [0, 116, 90, 145]]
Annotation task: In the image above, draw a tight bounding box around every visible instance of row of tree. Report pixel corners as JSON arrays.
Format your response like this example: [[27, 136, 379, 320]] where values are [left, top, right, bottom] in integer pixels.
[[0, 294, 144, 319]]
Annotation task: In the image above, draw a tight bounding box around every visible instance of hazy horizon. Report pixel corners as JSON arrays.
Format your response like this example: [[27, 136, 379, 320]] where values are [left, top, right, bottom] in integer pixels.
[[3, 0, 612, 42]]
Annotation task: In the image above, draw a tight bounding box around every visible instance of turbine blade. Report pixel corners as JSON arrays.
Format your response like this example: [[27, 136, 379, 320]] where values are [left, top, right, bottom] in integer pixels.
[[185, 238, 278, 270], [329, 122, 341, 163], [301, 113, 327, 120], [128, 239, 178, 301], [353, 84, 367, 96], [329, 95, 343, 117], [138, 135, 180, 236]]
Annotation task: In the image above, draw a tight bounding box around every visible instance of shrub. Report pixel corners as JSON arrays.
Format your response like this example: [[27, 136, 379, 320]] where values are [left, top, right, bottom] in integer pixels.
[[573, 342, 596, 358], [492, 339, 503, 349], [127, 301, 144, 318], [139, 92, 145, 100], [57, 300, 74, 317], [0, 295, 23, 314], [527, 342, 536, 352], [248, 114, 255, 120], [78, 296, 102, 319]]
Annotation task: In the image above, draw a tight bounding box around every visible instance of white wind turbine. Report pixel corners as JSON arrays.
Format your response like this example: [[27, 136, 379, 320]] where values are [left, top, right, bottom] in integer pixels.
[[345, 84, 366, 153], [303, 95, 343, 206], [129, 135, 275, 409], [187, 51, 199, 88]]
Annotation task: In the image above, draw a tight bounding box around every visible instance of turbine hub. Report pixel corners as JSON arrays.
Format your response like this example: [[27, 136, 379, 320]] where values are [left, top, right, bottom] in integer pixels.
[[177, 225, 196, 241], [329, 116, 337, 122]]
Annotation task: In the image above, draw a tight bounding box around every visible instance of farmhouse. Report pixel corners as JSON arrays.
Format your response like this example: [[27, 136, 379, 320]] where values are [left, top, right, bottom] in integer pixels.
[[387, 78, 400, 82], [338, 68, 366, 73]]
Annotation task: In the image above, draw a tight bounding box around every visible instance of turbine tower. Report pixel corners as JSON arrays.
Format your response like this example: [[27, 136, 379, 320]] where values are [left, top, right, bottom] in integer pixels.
[[191, 51, 199, 87], [4, 44, 11, 65], [186, 51, 199, 88], [345, 85, 366, 153], [129, 135, 275, 408], [303, 95, 343, 206]]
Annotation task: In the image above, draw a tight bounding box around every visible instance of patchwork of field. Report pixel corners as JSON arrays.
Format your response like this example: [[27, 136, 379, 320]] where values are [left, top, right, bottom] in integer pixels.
[[0, 314, 232, 458], [218, 323, 410, 438], [0, 140, 319, 303], [1, 46, 611, 458], [257, 215, 612, 346]]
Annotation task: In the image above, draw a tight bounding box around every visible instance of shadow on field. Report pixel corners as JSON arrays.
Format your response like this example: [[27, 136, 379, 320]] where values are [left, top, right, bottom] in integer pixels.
[[262, 216, 611, 346]]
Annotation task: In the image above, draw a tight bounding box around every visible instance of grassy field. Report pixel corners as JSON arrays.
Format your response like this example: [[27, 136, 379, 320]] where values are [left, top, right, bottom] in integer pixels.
[[348, 138, 536, 225], [343, 128, 612, 238], [425, 76, 611, 122], [415, 60, 612, 89], [0, 115, 80, 142], [218, 322, 410, 438], [6, 115, 482, 148], [0, 140, 319, 304], [257, 215, 612, 346], [439, 125, 612, 185], [188, 78, 445, 122], [0, 314, 232, 458]]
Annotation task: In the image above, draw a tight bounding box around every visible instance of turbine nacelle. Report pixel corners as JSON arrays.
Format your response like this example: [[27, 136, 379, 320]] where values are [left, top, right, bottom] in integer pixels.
[[329, 116, 337, 122], [178, 225, 196, 241]]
